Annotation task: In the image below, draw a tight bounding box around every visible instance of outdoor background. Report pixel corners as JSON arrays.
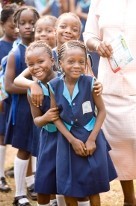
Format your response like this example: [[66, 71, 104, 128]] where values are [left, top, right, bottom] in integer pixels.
[[1, 145, 136, 206]]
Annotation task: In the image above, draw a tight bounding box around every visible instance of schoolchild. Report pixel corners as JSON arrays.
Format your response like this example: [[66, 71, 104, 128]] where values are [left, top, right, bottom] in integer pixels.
[[34, 15, 57, 49], [4, 6, 39, 206], [25, 40, 60, 206], [0, 3, 18, 192], [48, 40, 117, 206]]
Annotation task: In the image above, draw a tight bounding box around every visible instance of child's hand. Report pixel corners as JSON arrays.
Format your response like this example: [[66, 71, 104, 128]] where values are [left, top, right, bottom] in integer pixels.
[[0, 101, 3, 112], [30, 82, 44, 107], [71, 138, 87, 156], [85, 139, 96, 156], [43, 107, 59, 122], [93, 80, 103, 96]]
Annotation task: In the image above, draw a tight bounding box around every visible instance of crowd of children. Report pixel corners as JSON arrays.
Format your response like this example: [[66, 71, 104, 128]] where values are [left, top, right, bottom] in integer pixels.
[[0, 1, 118, 206]]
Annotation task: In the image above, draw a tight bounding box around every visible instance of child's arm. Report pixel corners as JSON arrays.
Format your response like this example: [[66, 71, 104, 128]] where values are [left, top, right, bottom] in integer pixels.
[[5, 52, 27, 94], [50, 88, 87, 157], [14, 68, 44, 107], [27, 94, 59, 127], [14, 67, 32, 88], [85, 88, 106, 156], [0, 101, 3, 112]]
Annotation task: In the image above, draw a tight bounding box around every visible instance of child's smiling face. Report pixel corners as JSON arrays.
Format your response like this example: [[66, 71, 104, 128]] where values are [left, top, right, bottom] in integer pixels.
[[26, 47, 54, 83], [56, 14, 81, 49], [60, 47, 87, 80], [35, 18, 56, 48]]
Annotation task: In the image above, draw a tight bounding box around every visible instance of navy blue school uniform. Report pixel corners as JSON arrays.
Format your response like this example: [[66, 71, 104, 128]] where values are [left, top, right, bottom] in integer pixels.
[[0, 40, 13, 136], [5, 43, 39, 156], [34, 82, 57, 194], [48, 74, 117, 198]]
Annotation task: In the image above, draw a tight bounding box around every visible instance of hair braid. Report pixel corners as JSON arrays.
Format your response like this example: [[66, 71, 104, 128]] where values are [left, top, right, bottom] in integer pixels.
[[25, 40, 53, 61], [58, 40, 87, 62], [13, 5, 39, 27]]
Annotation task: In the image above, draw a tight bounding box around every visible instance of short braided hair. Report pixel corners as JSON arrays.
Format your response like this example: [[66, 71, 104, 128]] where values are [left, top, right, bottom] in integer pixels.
[[25, 40, 53, 62], [58, 40, 88, 62], [13, 5, 39, 27]]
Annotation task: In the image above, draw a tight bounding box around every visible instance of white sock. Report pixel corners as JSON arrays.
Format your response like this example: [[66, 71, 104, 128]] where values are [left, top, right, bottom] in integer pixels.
[[78, 200, 90, 206], [50, 198, 57, 204], [25, 174, 34, 187], [56, 195, 66, 206], [0, 145, 6, 177], [37, 203, 50, 206], [32, 156, 37, 173], [14, 156, 29, 197]]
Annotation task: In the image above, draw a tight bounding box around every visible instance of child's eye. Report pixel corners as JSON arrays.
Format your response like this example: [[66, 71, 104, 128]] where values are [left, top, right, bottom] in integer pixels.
[[68, 60, 74, 64], [19, 21, 25, 25], [36, 28, 41, 32], [80, 60, 85, 64], [47, 29, 52, 33], [38, 60, 44, 64], [60, 25, 66, 29], [31, 21, 35, 25], [28, 64, 34, 67], [72, 28, 79, 33]]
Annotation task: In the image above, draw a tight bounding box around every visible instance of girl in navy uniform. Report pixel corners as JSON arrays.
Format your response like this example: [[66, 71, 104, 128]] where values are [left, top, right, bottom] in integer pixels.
[[4, 6, 39, 206], [25, 40, 59, 206], [48, 40, 117, 206], [0, 3, 18, 192]]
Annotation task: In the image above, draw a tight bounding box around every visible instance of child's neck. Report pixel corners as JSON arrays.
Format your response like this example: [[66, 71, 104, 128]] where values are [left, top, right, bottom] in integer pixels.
[[42, 71, 57, 85], [21, 37, 34, 47], [1, 35, 15, 43], [64, 76, 78, 97], [64, 76, 78, 85]]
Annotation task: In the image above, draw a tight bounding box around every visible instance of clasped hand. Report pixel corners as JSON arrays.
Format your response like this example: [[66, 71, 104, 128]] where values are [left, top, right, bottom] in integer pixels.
[[71, 138, 96, 157]]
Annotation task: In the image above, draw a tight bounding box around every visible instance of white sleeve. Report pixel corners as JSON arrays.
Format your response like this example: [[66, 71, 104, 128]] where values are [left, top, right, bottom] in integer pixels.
[[83, 0, 102, 45]]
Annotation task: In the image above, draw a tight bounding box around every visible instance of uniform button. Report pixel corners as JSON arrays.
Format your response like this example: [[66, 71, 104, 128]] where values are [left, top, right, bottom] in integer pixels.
[[75, 119, 78, 122], [73, 103, 75, 106]]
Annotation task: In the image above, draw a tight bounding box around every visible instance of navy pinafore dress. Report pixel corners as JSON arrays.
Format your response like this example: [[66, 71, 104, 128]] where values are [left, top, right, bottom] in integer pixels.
[[48, 74, 117, 198], [5, 44, 39, 156], [34, 82, 58, 194], [0, 40, 13, 136]]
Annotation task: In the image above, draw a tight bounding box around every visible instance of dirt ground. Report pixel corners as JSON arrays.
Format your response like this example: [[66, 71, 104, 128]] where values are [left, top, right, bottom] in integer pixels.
[[1, 145, 135, 206]]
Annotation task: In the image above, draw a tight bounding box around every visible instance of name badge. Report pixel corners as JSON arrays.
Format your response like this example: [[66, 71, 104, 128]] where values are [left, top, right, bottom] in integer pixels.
[[82, 101, 92, 114]]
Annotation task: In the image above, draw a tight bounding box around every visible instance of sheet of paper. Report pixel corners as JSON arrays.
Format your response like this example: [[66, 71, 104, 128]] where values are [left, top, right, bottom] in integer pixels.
[[108, 34, 133, 72]]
